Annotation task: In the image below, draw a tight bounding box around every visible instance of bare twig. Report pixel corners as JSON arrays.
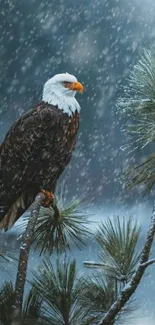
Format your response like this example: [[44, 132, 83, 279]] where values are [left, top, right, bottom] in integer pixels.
[[99, 201, 155, 325]]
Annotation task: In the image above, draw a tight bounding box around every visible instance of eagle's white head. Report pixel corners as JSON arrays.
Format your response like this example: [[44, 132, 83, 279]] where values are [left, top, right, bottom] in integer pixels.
[[42, 72, 84, 115]]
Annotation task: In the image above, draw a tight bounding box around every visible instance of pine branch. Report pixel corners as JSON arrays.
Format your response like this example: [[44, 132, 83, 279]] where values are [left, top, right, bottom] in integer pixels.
[[125, 153, 155, 192], [11, 192, 45, 324], [99, 200, 155, 325], [95, 216, 141, 283], [31, 258, 86, 325], [20, 195, 91, 255], [117, 46, 155, 192], [140, 258, 155, 268]]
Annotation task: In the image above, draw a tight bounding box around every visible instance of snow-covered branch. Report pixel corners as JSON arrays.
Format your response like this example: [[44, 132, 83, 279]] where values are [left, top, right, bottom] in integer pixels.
[[99, 201, 155, 325], [11, 192, 45, 324], [140, 258, 155, 268]]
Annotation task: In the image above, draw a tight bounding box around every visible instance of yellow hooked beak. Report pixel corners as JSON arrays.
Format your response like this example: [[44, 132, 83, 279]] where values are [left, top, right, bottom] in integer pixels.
[[67, 81, 84, 93]]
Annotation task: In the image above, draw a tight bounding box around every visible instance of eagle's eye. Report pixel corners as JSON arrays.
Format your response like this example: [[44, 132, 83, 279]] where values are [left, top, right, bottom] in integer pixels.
[[62, 81, 72, 87]]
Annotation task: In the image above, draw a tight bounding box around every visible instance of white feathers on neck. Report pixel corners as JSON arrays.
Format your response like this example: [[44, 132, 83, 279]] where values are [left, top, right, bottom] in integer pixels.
[[42, 73, 81, 116]]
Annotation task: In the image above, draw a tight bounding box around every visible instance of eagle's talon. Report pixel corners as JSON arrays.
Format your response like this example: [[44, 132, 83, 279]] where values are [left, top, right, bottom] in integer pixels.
[[41, 190, 54, 207]]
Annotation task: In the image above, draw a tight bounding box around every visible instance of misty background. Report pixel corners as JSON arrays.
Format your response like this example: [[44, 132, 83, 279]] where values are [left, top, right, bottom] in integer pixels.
[[1, 0, 155, 324]]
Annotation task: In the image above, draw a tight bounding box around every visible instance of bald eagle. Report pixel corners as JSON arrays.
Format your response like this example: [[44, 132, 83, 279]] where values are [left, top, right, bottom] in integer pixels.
[[0, 73, 83, 230]]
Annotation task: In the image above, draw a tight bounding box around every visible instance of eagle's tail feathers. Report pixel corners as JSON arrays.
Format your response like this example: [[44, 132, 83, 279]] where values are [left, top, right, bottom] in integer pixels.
[[0, 194, 26, 231]]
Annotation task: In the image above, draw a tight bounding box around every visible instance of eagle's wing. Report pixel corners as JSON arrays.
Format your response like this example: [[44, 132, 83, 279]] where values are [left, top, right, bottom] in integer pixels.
[[0, 102, 63, 229]]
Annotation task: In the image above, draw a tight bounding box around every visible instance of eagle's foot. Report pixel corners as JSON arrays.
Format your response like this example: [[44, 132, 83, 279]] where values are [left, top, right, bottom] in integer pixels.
[[41, 190, 54, 208]]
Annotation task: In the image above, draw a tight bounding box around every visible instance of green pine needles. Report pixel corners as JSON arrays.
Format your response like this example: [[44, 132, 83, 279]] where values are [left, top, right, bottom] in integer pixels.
[[21, 195, 91, 255], [118, 45, 155, 192]]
